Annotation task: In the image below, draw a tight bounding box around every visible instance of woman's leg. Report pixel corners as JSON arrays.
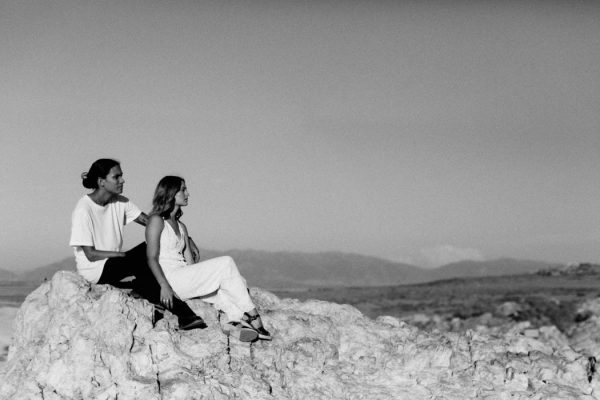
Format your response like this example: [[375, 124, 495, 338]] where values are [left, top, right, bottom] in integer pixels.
[[167, 256, 256, 322], [170, 255, 271, 339], [214, 258, 256, 321]]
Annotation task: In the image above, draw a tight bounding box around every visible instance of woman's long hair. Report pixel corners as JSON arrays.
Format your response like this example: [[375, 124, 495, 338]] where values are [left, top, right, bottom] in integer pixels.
[[81, 158, 120, 189], [151, 176, 185, 220]]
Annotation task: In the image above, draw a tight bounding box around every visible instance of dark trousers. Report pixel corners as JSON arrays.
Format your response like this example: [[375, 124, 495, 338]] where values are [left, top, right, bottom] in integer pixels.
[[97, 243, 198, 322]]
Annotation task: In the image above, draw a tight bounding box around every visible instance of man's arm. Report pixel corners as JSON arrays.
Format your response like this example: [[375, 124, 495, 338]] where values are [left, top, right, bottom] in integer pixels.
[[80, 246, 125, 262], [134, 212, 149, 226]]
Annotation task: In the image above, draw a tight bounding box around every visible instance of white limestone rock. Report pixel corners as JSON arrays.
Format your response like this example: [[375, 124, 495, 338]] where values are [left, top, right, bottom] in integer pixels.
[[569, 298, 600, 358], [0, 271, 598, 399], [496, 301, 523, 318]]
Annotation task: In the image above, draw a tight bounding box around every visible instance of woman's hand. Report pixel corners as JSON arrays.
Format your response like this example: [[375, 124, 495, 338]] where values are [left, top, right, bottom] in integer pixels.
[[160, 283, 177, 309], [188, 236, 201, 263]]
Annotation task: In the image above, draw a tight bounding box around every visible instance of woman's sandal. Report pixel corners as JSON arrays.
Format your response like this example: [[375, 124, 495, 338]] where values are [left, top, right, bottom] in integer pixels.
[[223, 321, 258, 342], [242, 312, 272, 340]]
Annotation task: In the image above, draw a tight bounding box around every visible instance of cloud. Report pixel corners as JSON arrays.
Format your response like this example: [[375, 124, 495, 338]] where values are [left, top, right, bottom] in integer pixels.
[[418, 245, 485, 268]]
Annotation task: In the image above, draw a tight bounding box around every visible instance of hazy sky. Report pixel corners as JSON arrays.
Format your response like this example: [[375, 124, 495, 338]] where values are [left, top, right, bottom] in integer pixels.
[[2, 0, 600, 271]]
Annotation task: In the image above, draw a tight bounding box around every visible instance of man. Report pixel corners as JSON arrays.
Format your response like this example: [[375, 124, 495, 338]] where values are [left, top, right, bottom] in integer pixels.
[[70, 158, 206, 330]]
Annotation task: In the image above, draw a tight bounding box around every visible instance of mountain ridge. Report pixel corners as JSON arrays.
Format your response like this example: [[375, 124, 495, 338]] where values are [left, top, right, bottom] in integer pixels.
[[0, 269, 18, 281], [6, 250, 563, 288], [430, 257, 561, 281]]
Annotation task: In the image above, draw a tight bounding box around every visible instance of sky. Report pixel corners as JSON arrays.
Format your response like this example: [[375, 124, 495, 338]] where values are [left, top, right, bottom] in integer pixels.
[[1, 0, 600, 272]]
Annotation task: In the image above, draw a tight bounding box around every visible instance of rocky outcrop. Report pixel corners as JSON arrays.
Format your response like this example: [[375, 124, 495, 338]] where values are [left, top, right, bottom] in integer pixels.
[[569, 298, 600, 359], [1, 271, 600, 399]]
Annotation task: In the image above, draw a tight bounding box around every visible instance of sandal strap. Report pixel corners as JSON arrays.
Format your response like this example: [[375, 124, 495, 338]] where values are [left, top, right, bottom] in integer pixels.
[[243, 312, 260, 323]]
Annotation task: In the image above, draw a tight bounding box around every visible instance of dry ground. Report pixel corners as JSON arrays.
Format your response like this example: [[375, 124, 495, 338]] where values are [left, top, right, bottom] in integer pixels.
[[273, 273, 600, 332]]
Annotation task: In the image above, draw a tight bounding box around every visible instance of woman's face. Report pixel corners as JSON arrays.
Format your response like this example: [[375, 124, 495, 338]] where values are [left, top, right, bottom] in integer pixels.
[[174, 180, 189, 207], [99, 166, 124, 195]]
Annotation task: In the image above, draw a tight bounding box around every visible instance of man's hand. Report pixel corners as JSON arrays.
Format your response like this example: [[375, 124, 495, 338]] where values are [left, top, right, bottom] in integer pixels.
[[189, 237, 201, 263]]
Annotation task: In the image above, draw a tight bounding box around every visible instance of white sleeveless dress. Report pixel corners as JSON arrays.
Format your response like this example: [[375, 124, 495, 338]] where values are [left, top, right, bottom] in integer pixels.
[[159, 220, 255, 322]]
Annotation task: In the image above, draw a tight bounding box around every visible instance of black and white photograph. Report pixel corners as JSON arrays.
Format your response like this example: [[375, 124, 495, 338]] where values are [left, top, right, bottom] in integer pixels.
[[1, 0, 600, 398]]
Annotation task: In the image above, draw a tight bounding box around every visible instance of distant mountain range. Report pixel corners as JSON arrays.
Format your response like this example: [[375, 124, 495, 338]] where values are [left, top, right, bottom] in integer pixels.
[[1, 250, 562, 289], [202, 249, 428, 288], [20, 258, 77, 283], [0, 268, 18, 281], [0, 258, 76, 283], [426, 258, 558, 281]]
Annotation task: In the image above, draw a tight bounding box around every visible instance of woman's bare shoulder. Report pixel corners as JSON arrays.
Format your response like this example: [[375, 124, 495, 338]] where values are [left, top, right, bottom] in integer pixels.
[[147, 214, 165, 227], [178, 220, 189, 233]]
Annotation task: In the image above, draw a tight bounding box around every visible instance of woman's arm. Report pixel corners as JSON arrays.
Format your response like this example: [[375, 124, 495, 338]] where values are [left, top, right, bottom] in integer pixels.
[[179, 222, 195, 265], [80, 246, 125, 262], [188, 236, 201, 263], [145, 215, 177, 309]]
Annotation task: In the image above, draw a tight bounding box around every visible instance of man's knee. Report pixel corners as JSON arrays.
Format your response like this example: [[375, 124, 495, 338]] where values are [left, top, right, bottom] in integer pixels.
[[128, 242, 147, 257]]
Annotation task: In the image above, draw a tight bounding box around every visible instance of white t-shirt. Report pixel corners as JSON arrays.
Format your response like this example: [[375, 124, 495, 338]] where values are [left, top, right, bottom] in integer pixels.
[[69, 195, 142, 283]]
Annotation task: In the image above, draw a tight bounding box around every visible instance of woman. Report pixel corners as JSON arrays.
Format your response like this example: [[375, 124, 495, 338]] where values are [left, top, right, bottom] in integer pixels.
[[69, 159, 206, 330], [146, 176, 272, 342]]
